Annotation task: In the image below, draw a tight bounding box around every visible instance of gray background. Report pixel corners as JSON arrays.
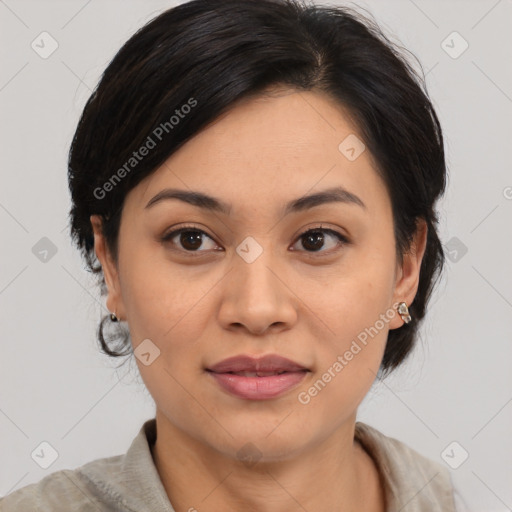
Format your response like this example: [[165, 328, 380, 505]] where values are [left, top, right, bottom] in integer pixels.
[[1, 0, 511, 510]]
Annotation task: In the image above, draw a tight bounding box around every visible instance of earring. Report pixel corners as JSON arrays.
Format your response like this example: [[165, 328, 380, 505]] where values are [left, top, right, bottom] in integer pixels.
[[110, 310, 119, 322], [397, 302, 411, 324]]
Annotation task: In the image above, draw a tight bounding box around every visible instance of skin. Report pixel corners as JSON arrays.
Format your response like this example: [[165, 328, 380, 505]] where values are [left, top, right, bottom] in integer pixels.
[[91, 87, 427, 512]]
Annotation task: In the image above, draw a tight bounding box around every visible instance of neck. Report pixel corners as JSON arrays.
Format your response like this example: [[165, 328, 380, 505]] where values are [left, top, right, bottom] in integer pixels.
[[151, 410, 385, 512]]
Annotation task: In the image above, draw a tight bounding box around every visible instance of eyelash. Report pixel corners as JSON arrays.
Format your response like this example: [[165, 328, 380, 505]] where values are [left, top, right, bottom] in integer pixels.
[[161, 224, 350, 257]]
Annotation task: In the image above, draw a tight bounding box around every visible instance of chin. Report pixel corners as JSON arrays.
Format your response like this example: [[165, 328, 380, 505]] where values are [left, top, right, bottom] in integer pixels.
[[213, 416, 315, 454], [215, 432, 310, 465]]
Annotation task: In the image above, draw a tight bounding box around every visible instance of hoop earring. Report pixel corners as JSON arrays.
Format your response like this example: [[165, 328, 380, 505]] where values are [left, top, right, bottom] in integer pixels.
[[110, 310, 119, 322], [397, 302, 411, 324]]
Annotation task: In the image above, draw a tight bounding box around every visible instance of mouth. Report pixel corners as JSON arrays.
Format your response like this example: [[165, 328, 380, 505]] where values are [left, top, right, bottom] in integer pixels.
[[205, 354, 310, 400], [206, 353, 309, 374], [215, 370, 294, 377]]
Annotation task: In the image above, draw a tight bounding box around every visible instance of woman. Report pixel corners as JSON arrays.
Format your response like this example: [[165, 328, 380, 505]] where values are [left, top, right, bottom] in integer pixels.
[[1, 0, 470, 510]]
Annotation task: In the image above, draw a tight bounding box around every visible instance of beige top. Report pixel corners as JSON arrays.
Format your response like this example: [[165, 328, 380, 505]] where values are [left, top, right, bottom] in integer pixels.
[[1, 418, 469, 511]]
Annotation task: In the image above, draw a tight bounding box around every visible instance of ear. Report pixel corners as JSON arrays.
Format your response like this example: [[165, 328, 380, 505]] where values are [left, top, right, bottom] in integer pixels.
[[388, 218, 428, 330], [90, 215, 125, 321]]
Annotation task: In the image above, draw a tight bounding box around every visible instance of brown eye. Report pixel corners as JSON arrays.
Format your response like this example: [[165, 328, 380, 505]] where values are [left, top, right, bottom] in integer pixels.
[[162, 226, 218, 252], [177, 230, 204, 251], [291, 227, 348, 254]]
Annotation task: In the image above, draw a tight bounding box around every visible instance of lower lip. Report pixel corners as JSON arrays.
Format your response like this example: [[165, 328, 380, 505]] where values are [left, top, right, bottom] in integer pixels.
[[207, 371, 308, 400]]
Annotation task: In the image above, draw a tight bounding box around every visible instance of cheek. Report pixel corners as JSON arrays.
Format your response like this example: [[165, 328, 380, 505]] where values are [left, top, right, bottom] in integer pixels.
[[305, 242, 396, 401], [117, 237, 216, 346], [296, 283, 392, 428], [317, 242, 396, 342], [135, 354, 219, 445]]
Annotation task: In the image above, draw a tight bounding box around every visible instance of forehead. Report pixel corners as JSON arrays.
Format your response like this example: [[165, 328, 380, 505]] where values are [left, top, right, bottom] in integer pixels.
[[127, 89, 388, 218]]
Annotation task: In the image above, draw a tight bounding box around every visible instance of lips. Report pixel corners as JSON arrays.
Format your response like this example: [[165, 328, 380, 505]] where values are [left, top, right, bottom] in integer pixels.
[[206, 354, 310, 400], [206, 354, 309, 374]]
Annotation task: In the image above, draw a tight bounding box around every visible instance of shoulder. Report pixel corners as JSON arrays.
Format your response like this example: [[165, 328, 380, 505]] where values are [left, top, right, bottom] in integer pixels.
[[355, 422, 458, 512], [0, 454, 125, 512], [1, 418, 172, 512]]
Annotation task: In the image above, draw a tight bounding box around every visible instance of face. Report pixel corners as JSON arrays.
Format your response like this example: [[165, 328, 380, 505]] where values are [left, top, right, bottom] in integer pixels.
[[91, 88, 426, 461]]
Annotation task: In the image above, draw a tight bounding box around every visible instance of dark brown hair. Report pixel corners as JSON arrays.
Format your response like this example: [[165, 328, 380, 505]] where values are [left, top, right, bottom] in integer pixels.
[[67, 0, 447, 377]]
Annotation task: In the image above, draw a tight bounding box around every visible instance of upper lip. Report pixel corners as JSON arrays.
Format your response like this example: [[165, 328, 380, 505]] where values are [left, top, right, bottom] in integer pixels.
[[207, 354, 309, 373]]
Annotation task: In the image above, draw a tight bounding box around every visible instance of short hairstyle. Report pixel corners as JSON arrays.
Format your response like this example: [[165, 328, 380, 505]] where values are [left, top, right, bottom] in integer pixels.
[[67, 0, 447, 377]]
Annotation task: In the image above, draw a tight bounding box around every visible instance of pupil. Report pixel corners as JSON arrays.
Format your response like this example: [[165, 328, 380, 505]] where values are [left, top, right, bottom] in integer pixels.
[[178, 230, 327, 252], [181, 231, 202, 250], [303, 231, 324, 251]]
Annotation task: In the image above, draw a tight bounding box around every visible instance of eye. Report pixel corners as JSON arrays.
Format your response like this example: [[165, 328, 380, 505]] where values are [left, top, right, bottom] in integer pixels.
[[161, 225, 220, 253], [290, 226, 349, 255], [161, 224, 349, 256]]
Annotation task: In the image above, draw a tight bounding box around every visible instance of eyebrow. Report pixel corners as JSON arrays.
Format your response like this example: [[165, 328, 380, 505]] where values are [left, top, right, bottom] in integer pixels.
[[144, 186, 366, 215]]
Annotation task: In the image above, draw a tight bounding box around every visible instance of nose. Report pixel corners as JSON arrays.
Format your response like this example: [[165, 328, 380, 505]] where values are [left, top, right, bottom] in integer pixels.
[[217, 249, 298, 336]]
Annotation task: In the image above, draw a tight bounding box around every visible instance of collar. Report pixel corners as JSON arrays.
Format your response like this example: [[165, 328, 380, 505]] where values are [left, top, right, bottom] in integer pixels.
[[79, 418, 174, 512], [79, 418, 455, 512], [354, 421, 456, 512]]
